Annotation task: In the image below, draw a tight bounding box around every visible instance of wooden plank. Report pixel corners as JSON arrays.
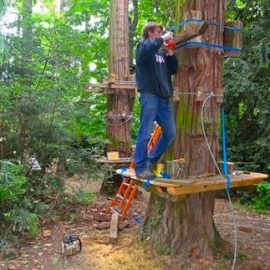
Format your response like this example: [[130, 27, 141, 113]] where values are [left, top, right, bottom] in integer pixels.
[[96, 157, 132, 164], [135, 181, 185, 202], [119, 169, 181, 188], [87, 82, 136, 92], [109, 212, 119, 244], [167, 173, 268, 196], [218, 160, 234, 174], [117, 169, 268, 195], [116, 169, 268, 196], [104, 83, 136, 90]]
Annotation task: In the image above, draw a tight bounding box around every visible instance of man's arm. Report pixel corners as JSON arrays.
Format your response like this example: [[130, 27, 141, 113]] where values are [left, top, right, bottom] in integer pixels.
[[166, 54, 178, 75], [136, 38, 163, 62]]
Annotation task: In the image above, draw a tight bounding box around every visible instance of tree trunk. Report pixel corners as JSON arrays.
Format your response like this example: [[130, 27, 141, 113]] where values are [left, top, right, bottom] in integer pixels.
[[128, 0, 138, 69], [141, 0, 225, 256], [107, 0, 134, 157], [22, 0, 33, 67]]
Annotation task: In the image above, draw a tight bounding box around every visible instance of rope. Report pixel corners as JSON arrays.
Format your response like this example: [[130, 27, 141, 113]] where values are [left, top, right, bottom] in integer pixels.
[[221, 108, 237, 270], [104, 115, 133, 127], [176, 92, 223, 96], [200, 93, 238, 270], [222, 109, 231, 192]]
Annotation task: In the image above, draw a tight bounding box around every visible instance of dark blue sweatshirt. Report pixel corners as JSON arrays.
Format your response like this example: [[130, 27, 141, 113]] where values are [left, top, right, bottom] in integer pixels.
[[135, 37, 178, 98]]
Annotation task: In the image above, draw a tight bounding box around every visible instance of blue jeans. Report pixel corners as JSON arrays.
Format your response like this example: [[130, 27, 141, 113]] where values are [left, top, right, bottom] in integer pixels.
[[134, 92, 176, 174]]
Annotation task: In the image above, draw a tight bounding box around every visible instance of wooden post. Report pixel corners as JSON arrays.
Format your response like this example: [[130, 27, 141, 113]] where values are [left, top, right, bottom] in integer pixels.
[[109, 212, 119, 244], [223, 20, 243, 57], [107, 0, 135, 157]]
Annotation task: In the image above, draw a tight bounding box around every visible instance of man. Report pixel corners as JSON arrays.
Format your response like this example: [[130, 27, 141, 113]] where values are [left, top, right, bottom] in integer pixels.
[[134, 22, 178, 178]]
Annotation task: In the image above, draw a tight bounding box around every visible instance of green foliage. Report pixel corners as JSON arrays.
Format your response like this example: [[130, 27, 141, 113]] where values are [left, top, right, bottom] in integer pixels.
[[150, 197, 165, 226], [133, 0, 179, 47], [75, 190, 96, 203], [224, 0, 270, 174], [0, 0, 9, 17], [0, 161, 39, 238], [235, 0, 247, 9], [8, 208, 39, 236], [0, 0, 110, 253], [0, 0, 268, 259], [0, 161, 27, 201], [252, 182, 270, 211]]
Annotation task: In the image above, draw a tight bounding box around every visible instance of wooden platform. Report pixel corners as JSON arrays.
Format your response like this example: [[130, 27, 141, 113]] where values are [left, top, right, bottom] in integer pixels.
[[96, 157, 132, 164], [96, 157, 132, 169], [116, 169, 268, 198]]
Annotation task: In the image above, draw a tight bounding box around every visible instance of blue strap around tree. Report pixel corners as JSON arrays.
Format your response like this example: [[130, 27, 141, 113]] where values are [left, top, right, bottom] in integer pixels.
[[222, 109, 231, 191], [177, 40, 241, 53], [167, 18, 243, 33]]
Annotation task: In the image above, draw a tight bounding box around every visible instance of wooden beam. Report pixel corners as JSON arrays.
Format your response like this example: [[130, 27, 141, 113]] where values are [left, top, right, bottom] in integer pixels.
[[109, 212, 119, 244], [96, 157, 132, 164], [87, 83, 136, 94], [135, 181, 186, 202], [174, 21, 209, 45]]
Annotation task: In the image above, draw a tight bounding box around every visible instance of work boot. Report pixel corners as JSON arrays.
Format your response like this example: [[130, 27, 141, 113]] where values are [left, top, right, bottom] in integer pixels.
[[136, 170, 154, 179]]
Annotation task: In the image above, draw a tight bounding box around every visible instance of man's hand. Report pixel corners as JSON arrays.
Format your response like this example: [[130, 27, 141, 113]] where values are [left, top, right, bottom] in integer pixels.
[[166, 40, 177, 50], [161, 31, 174, 42], [165, 40, 177, 56]]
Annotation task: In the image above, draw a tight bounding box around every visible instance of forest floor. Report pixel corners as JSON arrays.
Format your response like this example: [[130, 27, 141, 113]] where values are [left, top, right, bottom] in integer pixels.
[[1, 191, 270, 270]]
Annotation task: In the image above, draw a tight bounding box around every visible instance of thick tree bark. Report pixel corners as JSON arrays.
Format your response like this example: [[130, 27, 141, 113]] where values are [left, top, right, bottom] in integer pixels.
[[107, 0, 134, 157], [141, 0, 225, 256]]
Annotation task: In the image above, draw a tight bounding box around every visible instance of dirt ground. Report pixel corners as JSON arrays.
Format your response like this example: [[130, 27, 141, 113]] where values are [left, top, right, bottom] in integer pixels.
[[1, 192, 270, 270]]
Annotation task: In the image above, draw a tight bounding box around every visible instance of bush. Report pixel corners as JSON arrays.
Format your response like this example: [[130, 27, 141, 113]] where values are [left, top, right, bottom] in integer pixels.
[[0, 161, 27, 202], [252, 182, 270, 211], [0, 161, 39, 239]]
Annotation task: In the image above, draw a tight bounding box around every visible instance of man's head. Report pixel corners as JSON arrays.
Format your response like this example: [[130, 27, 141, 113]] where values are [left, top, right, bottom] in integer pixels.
[[142, 22, 163, 40]]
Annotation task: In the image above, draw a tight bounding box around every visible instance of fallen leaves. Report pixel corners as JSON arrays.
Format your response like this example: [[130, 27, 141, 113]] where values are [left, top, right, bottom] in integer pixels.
[[42, 229, 52, 237]]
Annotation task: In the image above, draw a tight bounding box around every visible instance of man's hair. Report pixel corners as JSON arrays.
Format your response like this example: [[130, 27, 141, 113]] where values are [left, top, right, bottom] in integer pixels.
[[142, 22, 163, 39]]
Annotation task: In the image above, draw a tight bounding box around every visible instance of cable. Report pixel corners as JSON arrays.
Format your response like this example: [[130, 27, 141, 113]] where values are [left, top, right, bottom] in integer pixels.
[[200, 93, 238, 270], [104, 115, 134, 127]]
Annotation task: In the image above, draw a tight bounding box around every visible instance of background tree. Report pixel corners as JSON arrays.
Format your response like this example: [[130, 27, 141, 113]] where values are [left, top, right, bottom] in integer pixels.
[[224, 0, 270, 175], [0, 0, 110, 247], [106, 0, 134, 157]]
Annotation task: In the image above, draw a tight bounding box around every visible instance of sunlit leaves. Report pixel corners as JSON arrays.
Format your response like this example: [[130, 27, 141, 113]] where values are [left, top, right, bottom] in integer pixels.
[[236, 0, 247, 9]]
